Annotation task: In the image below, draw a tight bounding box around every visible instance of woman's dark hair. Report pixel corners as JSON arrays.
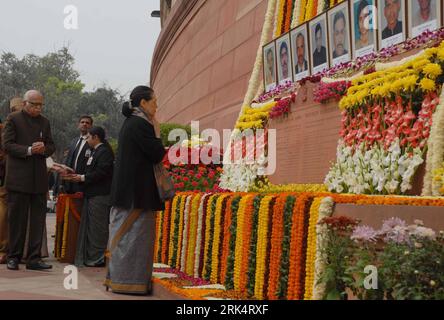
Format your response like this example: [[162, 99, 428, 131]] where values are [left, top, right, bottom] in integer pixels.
[[89, 126, 114, 156], [89, 126, 106, 143], [357, 0, 369, 18], [122, 85, 155, 117]]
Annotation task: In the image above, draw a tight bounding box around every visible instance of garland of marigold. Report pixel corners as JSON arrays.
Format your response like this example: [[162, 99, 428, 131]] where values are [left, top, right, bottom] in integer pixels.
[[161, 200, 171, 264], [277, 195, 296, 299], [233, 195, 253, 291], [175, 195, 187, 269], [283, 0, 293, 33], [195, 194, 211, 278], [170, 195, 182, 266], [238, 194, 257, 294], [185, 194, 202, 275], [275, 0, 286, 37], [254, 195, 275, 299], [179, 195, 192, 271], [287, 194, 311, 300], [154, 209, 162, 263], [299, 0, 307, 24], [220, 195, 236, 284], [210, 194, 231, 283], [168, 196, 180, 265], [224, 196, 242, 289], [246, 195, 264, 296], [266, 194, 288, 299], [202, 194, 218, 279], [303, 197, 322, 300]]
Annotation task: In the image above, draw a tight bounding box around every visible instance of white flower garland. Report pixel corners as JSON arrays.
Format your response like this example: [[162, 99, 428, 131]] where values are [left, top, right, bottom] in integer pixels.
[[291, 0, 302, 28], [312, 196, 334, 300], [317, 0, 324, 16], [194, 193, 210, 278], [180, 195, 192, 272], [325, 139, 424, 194], [423, 88, 444, 195]]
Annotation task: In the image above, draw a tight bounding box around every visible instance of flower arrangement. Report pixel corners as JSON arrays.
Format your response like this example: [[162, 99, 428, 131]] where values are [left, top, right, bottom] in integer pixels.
[[154, 192, 444, 300], [318, 217, 444, 300], [325, 42, 444, 195], [314, 80, 351, 104], [269, 93, 297, 119]]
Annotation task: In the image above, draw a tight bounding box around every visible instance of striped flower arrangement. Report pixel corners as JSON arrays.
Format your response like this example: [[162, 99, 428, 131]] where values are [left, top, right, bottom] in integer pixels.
[[153, 191, 444, 299]]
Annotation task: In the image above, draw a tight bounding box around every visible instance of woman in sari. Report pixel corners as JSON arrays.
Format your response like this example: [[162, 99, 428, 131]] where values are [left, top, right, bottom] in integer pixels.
[[104, 85, 165, 295]]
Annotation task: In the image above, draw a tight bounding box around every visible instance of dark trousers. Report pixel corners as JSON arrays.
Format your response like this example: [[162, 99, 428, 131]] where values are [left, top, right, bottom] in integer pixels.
[[7, 191, 46, 264]]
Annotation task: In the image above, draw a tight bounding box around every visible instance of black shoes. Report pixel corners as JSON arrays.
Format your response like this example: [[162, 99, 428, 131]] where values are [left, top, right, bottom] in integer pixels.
[[6, 259, 19, 271], [26, 261, 52, 270]]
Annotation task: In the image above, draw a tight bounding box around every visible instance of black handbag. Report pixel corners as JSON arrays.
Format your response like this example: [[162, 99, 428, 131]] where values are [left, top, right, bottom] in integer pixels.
[[153, 163, 176, 202]]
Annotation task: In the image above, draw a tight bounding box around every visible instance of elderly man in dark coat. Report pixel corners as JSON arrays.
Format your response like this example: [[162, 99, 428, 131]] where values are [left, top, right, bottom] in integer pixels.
[[2, 90, 56, 271]]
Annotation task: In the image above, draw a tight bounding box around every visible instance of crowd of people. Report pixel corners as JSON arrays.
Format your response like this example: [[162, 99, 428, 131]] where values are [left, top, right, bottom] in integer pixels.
[[0, 85, 165, 296]]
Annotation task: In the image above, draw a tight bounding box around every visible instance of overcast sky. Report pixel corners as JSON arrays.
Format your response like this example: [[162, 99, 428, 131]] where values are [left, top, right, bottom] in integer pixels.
[[0, 0, 161, 96]]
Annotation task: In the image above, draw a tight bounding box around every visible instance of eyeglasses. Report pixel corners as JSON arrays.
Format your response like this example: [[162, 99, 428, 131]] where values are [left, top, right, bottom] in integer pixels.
[[26, 101, 44, 108]]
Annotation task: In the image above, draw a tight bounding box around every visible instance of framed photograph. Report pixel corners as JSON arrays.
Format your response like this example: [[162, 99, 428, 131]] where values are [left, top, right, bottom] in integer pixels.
[[263, 41, 277, 92], [276, 33, 293, 85], [328, 2, 352, 66], [290, 24, 310, 81], [351, 0, 378, 58], [408, 0, 441, 38], [378, 0, 406, 49], [309, 13, 329, 74]]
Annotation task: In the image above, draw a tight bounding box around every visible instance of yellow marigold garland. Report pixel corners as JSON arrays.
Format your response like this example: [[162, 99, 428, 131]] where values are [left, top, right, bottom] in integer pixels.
[[185, 194, 202, 275], [202, 194, 218, 279], [254, 195, 275, 299], [210, 194, 231, 283], [176, 194, 188, 269], [168, 196, 179, 265], [303, 197, 322, 300], [275, 0, 286, 37]]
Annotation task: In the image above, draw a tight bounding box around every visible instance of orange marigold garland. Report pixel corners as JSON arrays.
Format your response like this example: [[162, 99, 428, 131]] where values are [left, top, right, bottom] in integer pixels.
[[239, 194, 257, 295], [210, 194, 231, 283], [219, 195, 234, 284], [287, 193, 311, 300], [267, 194, 288, 300], [254, 195, 275, 299], [233, 195, 253, 292]]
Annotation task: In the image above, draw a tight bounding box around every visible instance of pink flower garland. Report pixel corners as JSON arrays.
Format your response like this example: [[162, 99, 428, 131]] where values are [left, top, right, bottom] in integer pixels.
[[269, 93, 297, 119]]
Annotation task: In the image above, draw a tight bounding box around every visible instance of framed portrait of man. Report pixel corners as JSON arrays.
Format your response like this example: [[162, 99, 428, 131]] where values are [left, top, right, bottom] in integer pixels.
[[263, 41, 277, 92], [309, 13, 329, 75], [378, 0, 406, 49], [290, 24, 310, 81], [351, 0, 378, 58], [408, 0, 441, 38], [328, 2, 352, 66], [276, 33, 293, 85]]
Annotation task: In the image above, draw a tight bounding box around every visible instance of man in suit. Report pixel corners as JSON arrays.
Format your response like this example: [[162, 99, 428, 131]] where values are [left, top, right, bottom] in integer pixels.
[[64, 115, 93, 194], [2, 90, 56, 271], [313, 23, 327, 67], [295, 33, 308, 74], [0, 98, 24, 264], [382, 0, 403, 39], [63, 126, 114, 267], [332, 11, 348, 59]]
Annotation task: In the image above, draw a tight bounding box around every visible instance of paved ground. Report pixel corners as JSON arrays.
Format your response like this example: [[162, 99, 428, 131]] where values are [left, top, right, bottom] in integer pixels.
[[0, 213, 182, 300]]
